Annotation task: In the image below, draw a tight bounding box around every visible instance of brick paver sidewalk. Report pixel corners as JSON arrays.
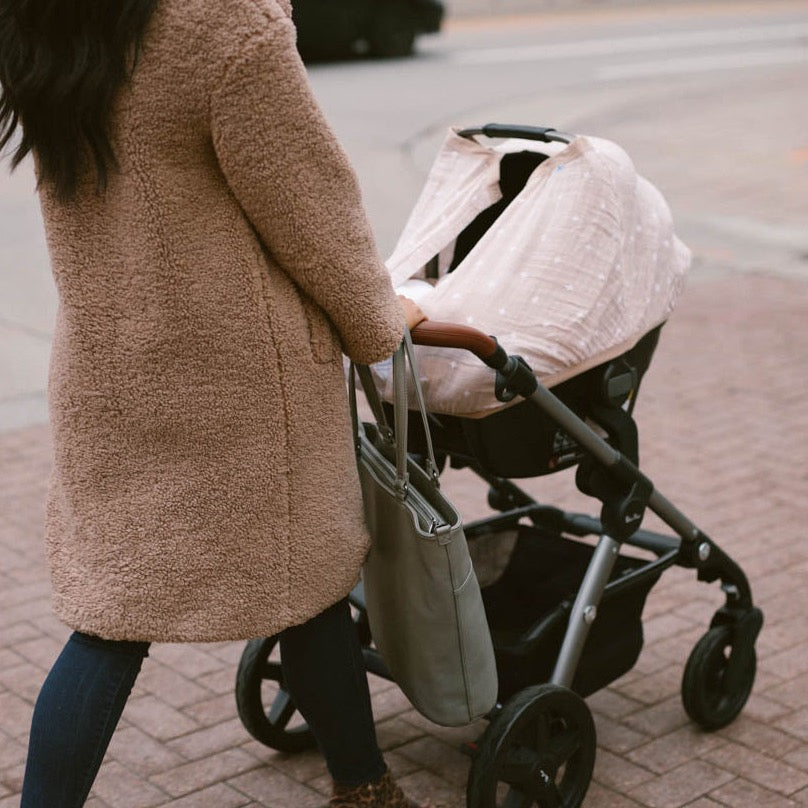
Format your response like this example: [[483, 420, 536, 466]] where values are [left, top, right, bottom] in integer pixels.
[[2, 271, 807, 807]]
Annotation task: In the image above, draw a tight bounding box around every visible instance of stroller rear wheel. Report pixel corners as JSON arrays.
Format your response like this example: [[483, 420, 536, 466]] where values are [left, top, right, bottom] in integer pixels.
[[235, 636, 317, 753], [681, 624, 757, 730], [467, 684, 595, 808]]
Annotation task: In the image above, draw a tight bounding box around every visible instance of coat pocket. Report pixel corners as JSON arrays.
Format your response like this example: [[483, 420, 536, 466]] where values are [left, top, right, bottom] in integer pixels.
[[301, 295, 339, 364]]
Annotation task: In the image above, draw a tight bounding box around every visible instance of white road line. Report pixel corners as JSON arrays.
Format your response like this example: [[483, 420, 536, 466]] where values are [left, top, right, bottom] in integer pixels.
[[597, 46, 808, 80], [450, 21, 808, 65]]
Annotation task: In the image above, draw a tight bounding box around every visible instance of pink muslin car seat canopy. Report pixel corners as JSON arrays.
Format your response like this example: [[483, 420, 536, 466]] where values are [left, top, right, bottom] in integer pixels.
[[373, 128, 691, 417]]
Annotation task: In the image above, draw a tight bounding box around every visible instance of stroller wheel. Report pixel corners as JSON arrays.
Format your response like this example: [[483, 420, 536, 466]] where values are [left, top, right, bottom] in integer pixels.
[[467, 684, 595, 808], [235, 636, 317, 753], [681, 624, 757, 730]]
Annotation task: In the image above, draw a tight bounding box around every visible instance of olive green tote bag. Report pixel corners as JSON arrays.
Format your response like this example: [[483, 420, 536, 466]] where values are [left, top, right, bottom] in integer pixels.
[[350, 331, 498, 727]]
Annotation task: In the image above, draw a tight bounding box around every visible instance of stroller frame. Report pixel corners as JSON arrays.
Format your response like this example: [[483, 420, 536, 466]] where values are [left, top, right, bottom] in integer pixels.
[[501, 353, 759, 692], [234, 125, 763, 808]]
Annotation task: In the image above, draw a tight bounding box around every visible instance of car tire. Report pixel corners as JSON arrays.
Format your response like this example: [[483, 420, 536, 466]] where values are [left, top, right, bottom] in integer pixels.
[[369, 0, 416, 58]]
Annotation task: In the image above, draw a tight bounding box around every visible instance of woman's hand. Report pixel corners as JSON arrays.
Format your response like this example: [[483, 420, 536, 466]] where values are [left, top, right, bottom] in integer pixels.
[[398, 295, 427, 331]]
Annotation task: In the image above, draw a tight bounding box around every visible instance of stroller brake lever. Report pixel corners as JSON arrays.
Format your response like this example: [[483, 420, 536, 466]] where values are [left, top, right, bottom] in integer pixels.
[[495, 355, 538, 402]]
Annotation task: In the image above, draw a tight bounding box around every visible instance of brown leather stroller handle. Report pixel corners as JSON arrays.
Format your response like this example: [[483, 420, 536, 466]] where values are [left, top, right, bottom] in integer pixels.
[[409, 321, 538, 399], [410, 321, 506, 369]]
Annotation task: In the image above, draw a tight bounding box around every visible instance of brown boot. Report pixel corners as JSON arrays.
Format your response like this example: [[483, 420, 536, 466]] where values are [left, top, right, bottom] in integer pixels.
[[329, 770, 425, 807]]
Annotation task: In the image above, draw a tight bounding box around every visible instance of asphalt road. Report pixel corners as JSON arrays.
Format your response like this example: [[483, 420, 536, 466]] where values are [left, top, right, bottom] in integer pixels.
[[1, 0, 806, 430], [308, 0, 808, 254]]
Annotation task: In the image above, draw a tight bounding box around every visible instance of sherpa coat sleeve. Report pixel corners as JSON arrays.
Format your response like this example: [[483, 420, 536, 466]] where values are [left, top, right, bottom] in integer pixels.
[[210, 13, 405, 365]]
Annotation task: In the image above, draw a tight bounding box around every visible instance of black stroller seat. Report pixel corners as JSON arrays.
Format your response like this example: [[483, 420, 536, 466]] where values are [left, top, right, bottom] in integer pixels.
[[396, 324, 661, 479]]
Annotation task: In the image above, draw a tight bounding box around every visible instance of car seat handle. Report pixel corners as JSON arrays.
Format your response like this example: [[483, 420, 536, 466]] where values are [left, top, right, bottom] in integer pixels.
[[458, 123, 574, 145]]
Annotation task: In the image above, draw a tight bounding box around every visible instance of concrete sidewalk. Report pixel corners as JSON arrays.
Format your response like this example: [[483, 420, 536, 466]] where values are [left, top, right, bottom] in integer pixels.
[[2, 269, 807, 808]]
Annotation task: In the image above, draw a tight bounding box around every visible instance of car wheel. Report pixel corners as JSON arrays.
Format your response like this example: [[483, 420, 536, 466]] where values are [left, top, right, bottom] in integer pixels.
[[369, 0, 416, 58]]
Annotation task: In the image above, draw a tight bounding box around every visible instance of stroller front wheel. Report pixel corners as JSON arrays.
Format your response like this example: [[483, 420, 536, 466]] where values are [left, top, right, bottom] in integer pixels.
[[681, 624, 757, 730], [467, 684, 596, 808], [235, 636, 317, 753]]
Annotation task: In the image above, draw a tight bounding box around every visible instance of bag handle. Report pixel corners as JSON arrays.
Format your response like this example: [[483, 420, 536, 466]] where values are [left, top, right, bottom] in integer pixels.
[[396, 330, 440, 485], [349, 330, 441, 500], [355, 364, 392, 437]]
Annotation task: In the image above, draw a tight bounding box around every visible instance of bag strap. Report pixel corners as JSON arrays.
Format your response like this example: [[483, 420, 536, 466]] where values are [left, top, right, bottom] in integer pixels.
[[349, 356, 409, 498], [349, 331, 442, 496], [396, 330, 441, 485], [348, 363, 387, 442], [356, 364, 391, 437]]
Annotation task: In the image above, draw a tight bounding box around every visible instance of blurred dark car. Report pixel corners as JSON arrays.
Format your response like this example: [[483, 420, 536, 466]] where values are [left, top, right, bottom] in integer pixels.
[[292, 0, 444, 60]]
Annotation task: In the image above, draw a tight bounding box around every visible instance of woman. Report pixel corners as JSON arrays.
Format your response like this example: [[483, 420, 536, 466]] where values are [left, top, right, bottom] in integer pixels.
[[0, 0, 427, 805]]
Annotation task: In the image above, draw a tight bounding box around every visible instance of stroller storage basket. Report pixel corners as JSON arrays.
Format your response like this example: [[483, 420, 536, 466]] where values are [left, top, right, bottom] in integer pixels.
[[477, 524, 662, 700]]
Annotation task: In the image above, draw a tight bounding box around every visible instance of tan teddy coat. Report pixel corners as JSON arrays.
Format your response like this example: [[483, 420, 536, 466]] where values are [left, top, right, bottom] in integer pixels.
[[38, 0, 405, 642]]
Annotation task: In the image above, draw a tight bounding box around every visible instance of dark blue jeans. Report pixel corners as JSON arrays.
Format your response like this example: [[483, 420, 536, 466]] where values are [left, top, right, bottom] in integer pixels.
[[21, 597, 385, 807]]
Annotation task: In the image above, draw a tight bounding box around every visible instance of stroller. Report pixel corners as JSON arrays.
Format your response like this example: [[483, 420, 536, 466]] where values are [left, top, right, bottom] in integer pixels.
[[233, 125, 763, 807]]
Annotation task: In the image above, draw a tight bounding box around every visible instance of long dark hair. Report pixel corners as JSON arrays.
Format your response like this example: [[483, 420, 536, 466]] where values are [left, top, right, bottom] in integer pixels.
[[0, 0, 159, 200]]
